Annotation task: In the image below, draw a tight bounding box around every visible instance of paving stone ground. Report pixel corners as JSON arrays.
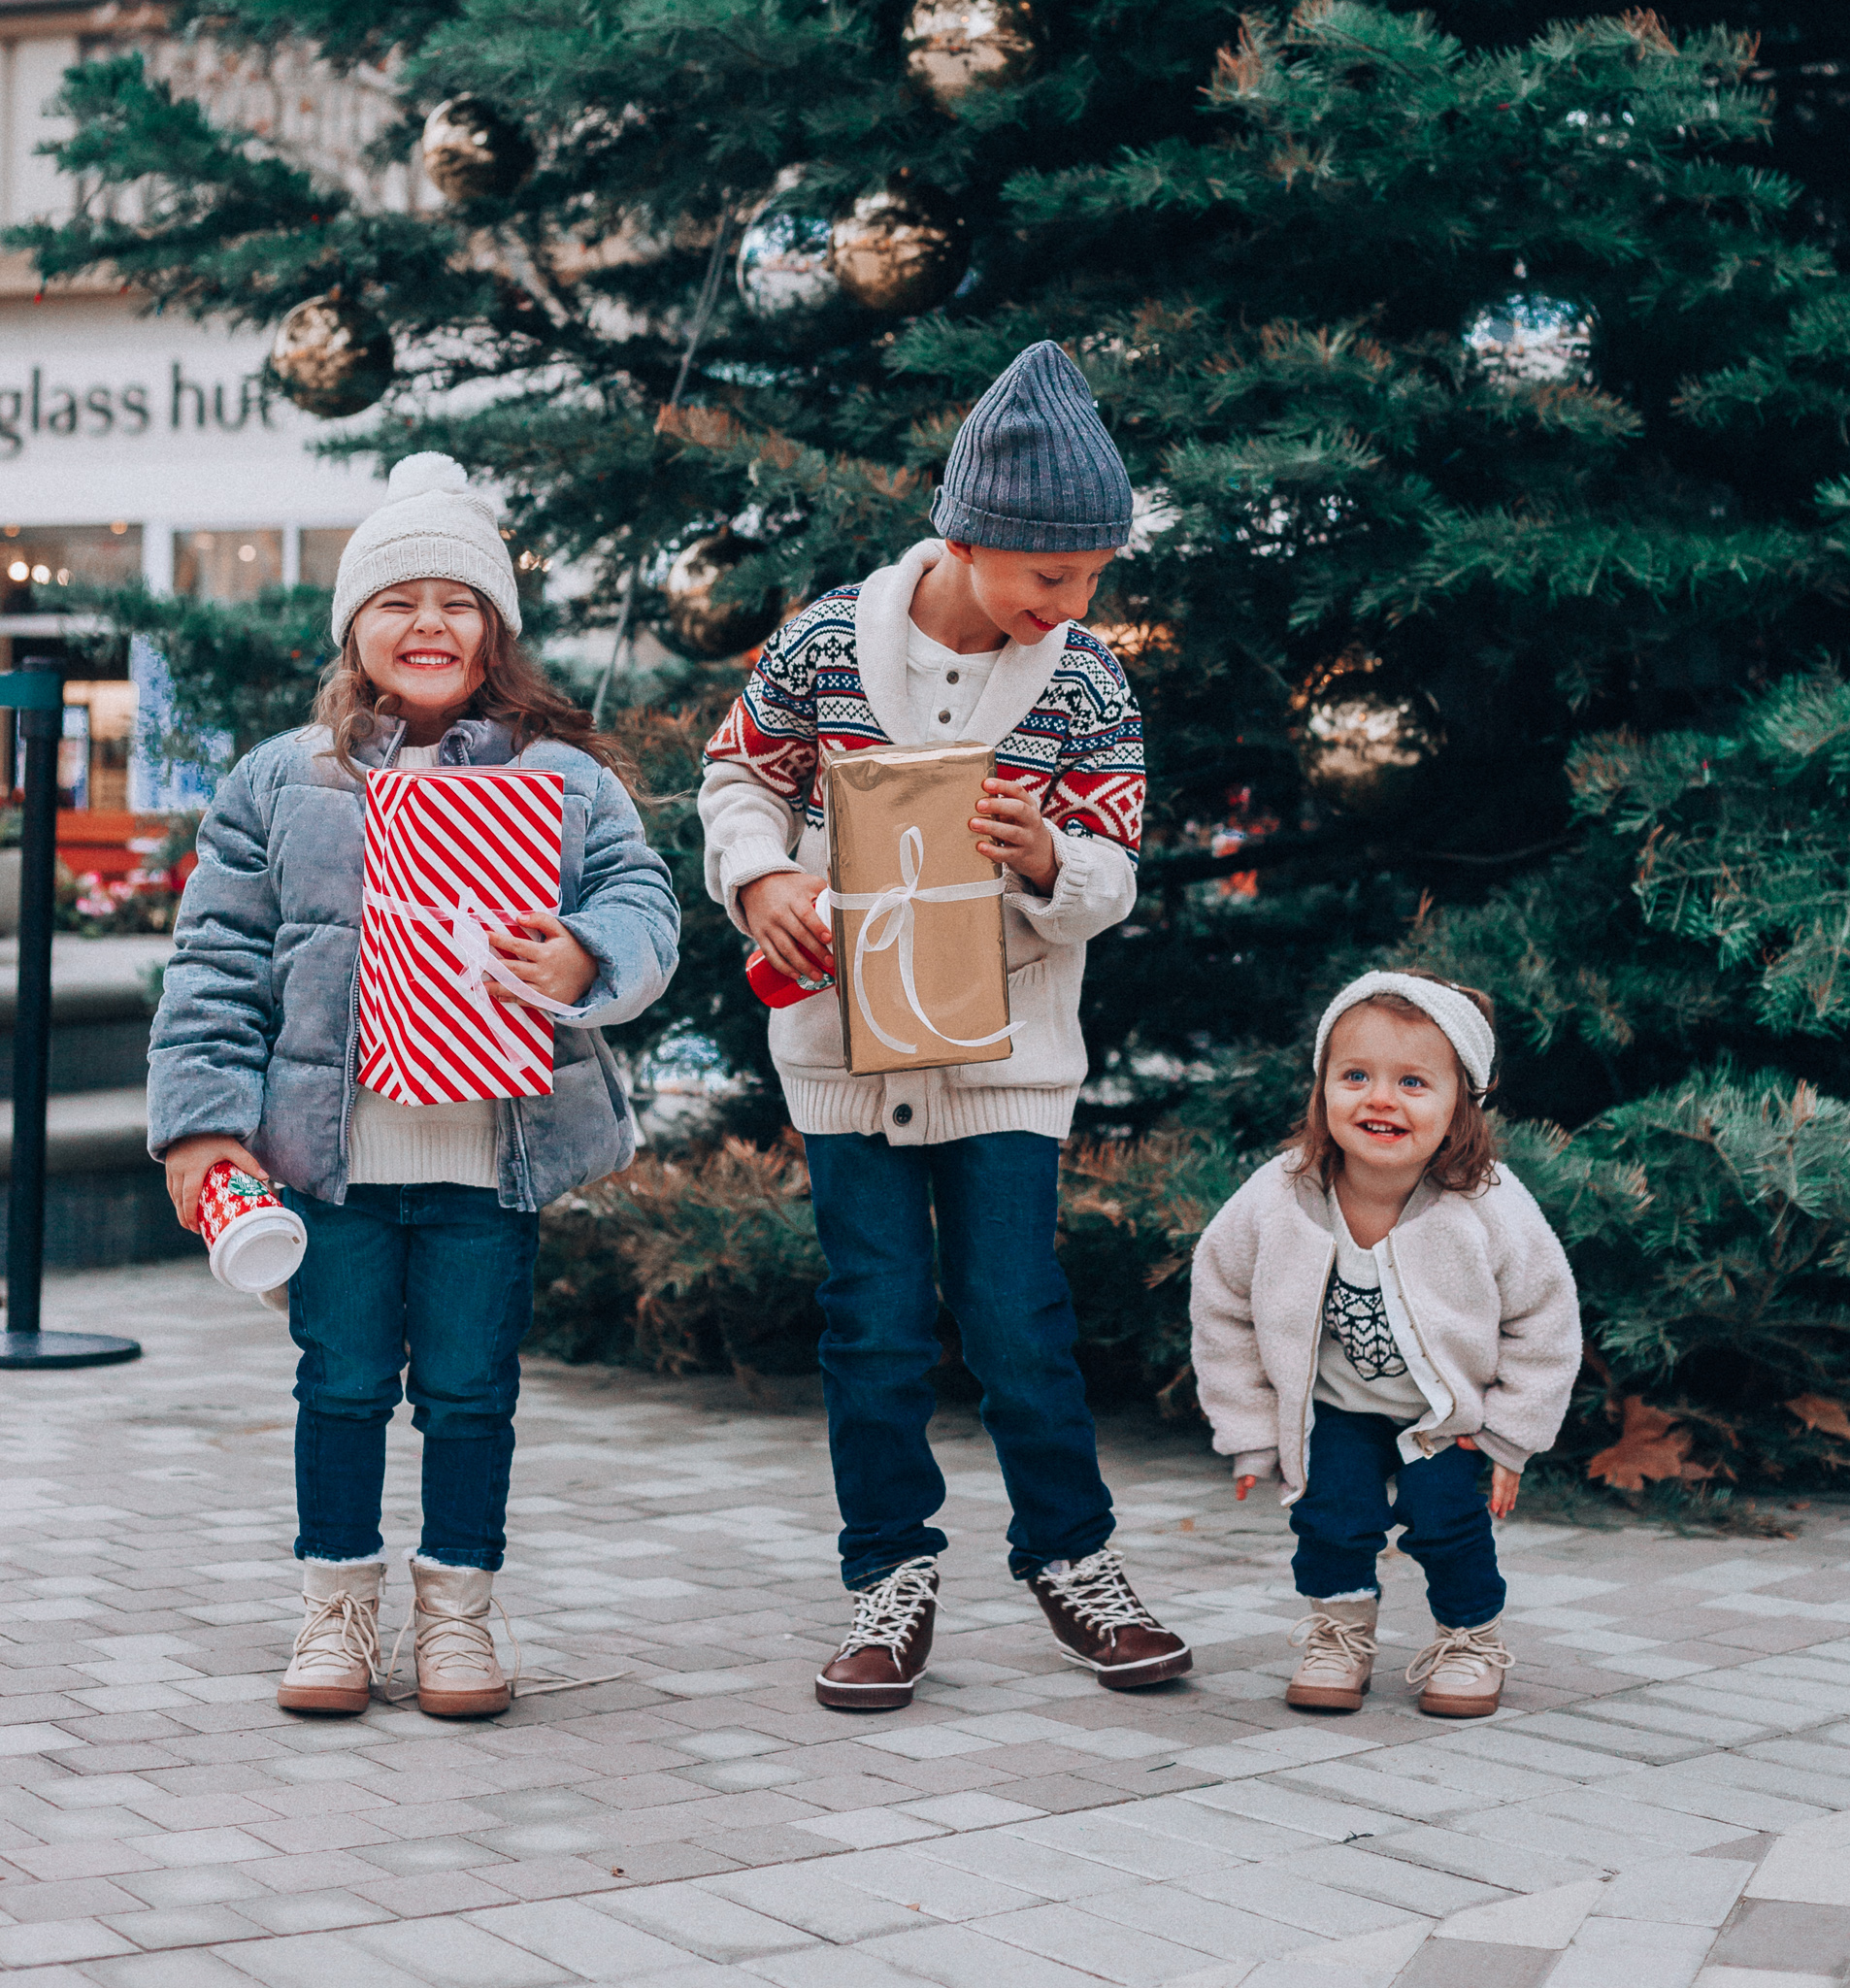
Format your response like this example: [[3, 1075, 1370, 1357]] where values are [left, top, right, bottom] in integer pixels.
[[2, 1261, 1850, 1987]]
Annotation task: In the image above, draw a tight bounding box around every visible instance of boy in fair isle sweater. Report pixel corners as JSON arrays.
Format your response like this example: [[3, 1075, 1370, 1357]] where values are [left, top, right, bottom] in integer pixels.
[[700, 342, 1189, 1708]]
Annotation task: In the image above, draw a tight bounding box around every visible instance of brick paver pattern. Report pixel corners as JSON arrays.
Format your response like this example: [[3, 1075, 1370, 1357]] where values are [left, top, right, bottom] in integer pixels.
[[1, 1262, 1848, 1987]]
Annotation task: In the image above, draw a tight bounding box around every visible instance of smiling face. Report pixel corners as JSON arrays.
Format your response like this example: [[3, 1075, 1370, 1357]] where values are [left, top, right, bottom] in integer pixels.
[[947, 541, 1117, 646], [1321, 1001, 1464, 1187], [350, 577, 489, 732]]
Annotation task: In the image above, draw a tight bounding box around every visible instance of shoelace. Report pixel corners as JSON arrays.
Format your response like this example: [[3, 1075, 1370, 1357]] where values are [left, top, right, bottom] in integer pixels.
[[1036, 1548, 1160, 1633], [838, 1557, 938, 1656], [1288, 1610, 1378, 1669], [1405, 1622, 1514, 1687], [383, 1589, 629, 1706], [293, 1591, 381, 1681]]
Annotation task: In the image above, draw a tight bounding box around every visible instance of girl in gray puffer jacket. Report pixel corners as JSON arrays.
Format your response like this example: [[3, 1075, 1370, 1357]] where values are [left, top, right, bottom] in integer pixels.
[[148, 455, 679, 1720]]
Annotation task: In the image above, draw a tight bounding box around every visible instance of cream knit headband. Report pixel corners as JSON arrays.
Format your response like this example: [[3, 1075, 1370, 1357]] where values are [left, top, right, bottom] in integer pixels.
[[1313, 971, 1496, 1093]]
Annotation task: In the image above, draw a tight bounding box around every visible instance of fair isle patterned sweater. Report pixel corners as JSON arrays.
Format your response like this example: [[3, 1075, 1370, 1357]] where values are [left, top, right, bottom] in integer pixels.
[[698, 538, 1146, 1146]]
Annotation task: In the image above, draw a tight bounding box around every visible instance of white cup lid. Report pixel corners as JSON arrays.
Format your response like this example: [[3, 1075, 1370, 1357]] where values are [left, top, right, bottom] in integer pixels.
[[210, 1208, 308, 1293]]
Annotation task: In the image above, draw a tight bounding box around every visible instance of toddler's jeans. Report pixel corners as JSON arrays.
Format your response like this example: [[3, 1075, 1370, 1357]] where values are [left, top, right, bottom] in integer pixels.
[[283, 1183, 539, 1572], [804, 1130, 1115, 1591], [1290, 1405, 1505, 1629]]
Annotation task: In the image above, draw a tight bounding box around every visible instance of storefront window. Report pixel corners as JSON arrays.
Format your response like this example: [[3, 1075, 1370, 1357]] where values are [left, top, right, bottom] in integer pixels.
[[0, 523, 143, 615], [300, 527, 355, 588], [64, 682, 137, 813], [174, 528, 283, 600]]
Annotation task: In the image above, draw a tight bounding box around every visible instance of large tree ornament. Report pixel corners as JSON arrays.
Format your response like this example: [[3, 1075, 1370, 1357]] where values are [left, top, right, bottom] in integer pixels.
[[736, 202, 843, 322], [1293, 650, 1443, 821], [664, 530, 781, 658], [904, 0, 1040, 110], [269, 295, 394, 419], [421, 97, 536, 204], [1464, 291, 1595, 385], [829, 179, 968, 316]]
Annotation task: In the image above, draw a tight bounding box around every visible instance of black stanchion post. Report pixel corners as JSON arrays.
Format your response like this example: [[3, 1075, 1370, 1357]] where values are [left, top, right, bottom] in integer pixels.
[[0, 658, 139, 1370]]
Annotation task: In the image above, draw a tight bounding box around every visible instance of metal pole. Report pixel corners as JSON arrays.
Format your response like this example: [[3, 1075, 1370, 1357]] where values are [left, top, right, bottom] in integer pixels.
[[0, 656, 138, 1369]]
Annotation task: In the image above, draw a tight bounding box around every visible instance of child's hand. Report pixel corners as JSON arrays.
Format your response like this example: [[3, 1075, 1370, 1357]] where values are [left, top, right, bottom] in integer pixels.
[[741, 873, 835, 980], [163, 1134, 269, 1233], [488, 912, 600, 1009], [973, 778, 1058, 896], [1234, 1474, 1258, 1502], [1457, 1436, 1521, 1518]]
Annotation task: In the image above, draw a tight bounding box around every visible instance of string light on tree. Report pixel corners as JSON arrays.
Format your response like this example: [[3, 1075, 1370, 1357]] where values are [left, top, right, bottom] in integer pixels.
[[829, 177, 969, 315], [421, 97, 536, 204], [1292, 647, 1443, 821], [269, 294, 394, 418], [904, 0, 1041, 111], [1464, 290, 1595, 385], [663, 529, 781, 657]]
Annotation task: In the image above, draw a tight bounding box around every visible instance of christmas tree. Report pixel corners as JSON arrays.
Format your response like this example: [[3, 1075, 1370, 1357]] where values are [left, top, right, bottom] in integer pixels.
[[17, 2, 1850, 1482]]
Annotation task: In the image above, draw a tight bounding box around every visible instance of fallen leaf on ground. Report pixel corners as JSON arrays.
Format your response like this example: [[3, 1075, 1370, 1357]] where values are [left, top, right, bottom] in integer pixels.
[[1587, 1397, 1714, 1490]]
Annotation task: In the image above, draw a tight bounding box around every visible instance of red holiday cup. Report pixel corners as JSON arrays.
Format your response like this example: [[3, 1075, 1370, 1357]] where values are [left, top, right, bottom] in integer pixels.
[[744, 883, 834, 1008], [196, 1159, 308, 1294]]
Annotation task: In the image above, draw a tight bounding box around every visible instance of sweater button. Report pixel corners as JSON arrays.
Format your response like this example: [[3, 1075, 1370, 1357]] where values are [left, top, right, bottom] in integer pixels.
[[946, 670, 960, 683], [892, 1104, 913, 1126], [937, 711, 951, 724]]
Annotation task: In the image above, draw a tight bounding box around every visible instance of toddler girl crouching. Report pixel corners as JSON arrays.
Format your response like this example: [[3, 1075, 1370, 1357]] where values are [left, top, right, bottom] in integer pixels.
[[1189, 970, 1580, 1717]]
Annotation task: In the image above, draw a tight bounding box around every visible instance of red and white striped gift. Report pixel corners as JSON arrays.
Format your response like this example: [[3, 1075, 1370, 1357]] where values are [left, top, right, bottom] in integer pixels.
[[356, 765, 570, 1105]]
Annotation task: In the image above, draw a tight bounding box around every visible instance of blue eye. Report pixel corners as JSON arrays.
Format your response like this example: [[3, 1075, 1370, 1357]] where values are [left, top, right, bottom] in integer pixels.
[[1339, 1067, 1367, 1083], [1400, 1075, 1426, 1089]]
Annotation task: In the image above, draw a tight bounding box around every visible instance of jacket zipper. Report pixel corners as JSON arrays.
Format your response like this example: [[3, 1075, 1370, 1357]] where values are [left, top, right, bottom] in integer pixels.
[[1382, 1232, 1455, 1451]]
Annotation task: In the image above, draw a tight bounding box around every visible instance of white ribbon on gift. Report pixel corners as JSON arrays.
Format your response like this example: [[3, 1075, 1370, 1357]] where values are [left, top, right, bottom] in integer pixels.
[[825, 825, 1015, 1057], [362, 887, 602, 1079]]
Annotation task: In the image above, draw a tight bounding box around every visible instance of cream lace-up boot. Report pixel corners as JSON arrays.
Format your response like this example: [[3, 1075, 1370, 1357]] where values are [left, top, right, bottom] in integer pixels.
[[1285, 1596, 1378, 1712], [277, 1559, 383, 1715], [1407, 1617, 1513, 1717], [406, 1558, 512, 1717]]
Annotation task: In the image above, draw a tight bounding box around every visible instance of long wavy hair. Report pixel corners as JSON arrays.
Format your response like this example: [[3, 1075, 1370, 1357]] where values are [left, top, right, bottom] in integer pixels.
[[1286, 969, 1500, 1197], [312, 587, 643, 791]]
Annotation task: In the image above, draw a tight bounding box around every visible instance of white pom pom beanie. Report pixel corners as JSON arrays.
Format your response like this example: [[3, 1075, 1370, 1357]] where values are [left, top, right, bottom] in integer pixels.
[[331, 451, 521, 645]]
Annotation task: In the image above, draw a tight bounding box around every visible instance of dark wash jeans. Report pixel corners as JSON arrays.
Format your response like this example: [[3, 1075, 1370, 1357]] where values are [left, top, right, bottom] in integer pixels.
[[1290, 1404, 1506, 1629], [804, 1130, 1114, 1590], [284, 1183, 539, 1571]]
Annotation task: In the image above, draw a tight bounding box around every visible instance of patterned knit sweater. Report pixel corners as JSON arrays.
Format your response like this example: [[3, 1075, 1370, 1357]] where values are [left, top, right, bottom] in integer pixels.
[[698, 539, 1146, 1146]]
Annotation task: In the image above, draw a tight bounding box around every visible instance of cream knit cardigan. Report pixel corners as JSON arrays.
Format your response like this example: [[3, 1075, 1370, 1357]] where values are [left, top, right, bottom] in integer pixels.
[[1190, 1153, 1581, 1499], [698, 542, 1138, 1146]]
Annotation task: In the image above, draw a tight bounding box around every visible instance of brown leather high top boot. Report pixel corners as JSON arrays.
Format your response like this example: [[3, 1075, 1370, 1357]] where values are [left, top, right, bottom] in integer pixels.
[[815, 1557, 939, 1710], [1029, 1548, 1191, 1690]]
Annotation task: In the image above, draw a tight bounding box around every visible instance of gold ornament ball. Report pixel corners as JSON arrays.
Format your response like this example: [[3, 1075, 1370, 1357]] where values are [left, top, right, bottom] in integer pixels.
[[269, 296, 394, 420], [664, 530, 781, 658], [829, 180, 968, 316], [421, 96, 535, 205], [904, 0, 1040, 110], [1294, 653, 1443, 821]]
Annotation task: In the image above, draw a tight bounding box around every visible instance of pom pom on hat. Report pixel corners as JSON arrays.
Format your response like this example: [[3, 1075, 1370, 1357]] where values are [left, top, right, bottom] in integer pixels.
[[331, 452, 521, 644], [386, 451, 470, 501]]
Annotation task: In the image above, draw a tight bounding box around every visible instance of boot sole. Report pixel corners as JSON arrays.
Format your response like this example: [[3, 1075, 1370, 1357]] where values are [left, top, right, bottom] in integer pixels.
[[1055, 1644, 1193, 1690], [417, 1686, 511, 1718], [1287, 1678, 1370, 1712], [277, 1682, 371, 1715], [1419, 1690, 1501, 1718], [815, 1670, 923, 1711]]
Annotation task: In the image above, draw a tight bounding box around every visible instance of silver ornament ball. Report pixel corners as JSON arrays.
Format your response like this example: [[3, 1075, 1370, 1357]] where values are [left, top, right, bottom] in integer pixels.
[[1295, 653, 1443, 821], [1464, 291, 1595, 385]]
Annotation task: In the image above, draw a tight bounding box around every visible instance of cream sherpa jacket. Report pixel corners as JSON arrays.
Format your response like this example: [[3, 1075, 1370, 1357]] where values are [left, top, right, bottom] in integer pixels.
[[1190, 1153, 1581, 1501]]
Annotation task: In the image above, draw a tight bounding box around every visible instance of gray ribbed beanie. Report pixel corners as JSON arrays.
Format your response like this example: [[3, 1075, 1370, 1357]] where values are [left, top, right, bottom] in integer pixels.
[[930, 341, 1133, 552]]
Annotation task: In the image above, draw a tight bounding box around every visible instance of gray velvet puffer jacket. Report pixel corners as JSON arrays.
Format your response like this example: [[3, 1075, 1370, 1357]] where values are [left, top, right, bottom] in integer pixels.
[[147, 714, 680, 1211]]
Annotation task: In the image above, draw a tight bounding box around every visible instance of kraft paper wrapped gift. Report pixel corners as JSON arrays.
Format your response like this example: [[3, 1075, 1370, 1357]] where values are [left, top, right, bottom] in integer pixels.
[[822, 742, 1013, 1077]]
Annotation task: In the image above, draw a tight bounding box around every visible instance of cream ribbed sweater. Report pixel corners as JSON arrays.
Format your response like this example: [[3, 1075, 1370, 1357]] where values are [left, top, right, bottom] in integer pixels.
[[344, 744, 500, 1189]]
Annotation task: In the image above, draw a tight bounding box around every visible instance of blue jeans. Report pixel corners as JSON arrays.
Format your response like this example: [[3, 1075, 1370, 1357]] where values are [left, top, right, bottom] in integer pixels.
[[804, 1130, 1113, 1590], [1290, 1406, 1506, 1629], [284, 1183, 539, 1571]]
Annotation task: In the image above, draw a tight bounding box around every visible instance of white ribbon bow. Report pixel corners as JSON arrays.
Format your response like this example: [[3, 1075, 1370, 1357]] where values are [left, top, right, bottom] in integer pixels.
[[827, 825, 1013, 1056], [363, 888, 601, 1078]]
